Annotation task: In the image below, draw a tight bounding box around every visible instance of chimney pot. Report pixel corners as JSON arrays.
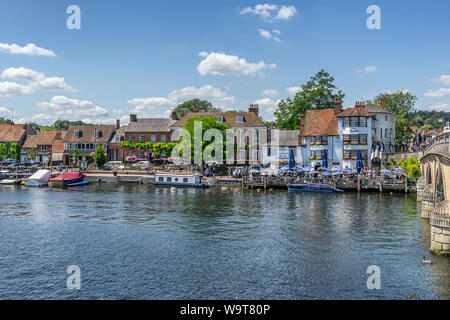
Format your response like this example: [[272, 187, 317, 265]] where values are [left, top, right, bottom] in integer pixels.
[[130, 114, 137, 123], [334, 97, 342, 115], [116, 119, 120, 130]]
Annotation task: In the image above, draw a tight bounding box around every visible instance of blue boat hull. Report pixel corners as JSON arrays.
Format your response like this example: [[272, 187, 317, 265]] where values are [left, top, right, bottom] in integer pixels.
[[288, 184, 343, 193], [66, 180, 93, 187]]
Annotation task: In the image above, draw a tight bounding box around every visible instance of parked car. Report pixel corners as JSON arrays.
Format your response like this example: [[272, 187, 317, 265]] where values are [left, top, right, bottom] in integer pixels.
[[0, 159, 18, 165], [104, 161, 124, 170]]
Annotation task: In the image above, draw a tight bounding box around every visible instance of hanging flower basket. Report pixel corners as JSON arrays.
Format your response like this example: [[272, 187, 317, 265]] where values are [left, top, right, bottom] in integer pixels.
[[316, 157, 322, 160], [360, 141, 367, 145], [321, 142, 327, 146], [315, 142, 321, 145], [310, 142, 315, 145], [351, 141, 358, 145], [310, 156, 314, 160], [343, 141, 349, 145], [343, 156, 349, 160]]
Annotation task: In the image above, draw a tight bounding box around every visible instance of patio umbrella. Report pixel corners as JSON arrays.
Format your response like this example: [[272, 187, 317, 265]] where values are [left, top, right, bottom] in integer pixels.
[[393, 168, 406, 174], [321, 171, 332, 176], [309, 170, 319, 174], [330, 165, 342, 172], [356, 150, 363, 174], [317, 167, 328, 171], [249, 169, 261, 174], [322, 149, 328, 169], [289, 149, 296, 170], [380, 169, 392, 175]]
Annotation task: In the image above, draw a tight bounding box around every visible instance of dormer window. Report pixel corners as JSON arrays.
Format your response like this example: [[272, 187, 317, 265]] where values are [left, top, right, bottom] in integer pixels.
[[237, 116, 244, 123], [74, 130, 83, 138], [94, 130, 103, 138], [217, 116, 224, 123]]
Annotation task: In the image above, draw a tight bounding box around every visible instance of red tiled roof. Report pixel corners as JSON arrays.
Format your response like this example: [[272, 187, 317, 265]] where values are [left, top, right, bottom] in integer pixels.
[[172, 112, 266, 128], [23, 131, 60, 148], [0, 124, 27, 142], [303, 109, 338, 136], [52, 140, 64, 153], [64, 125, 116, 143], [336, 105, 372, 118]]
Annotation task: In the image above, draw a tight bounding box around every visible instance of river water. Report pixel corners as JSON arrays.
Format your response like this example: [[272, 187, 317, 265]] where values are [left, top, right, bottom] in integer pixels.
[[0, 184, 448, 300]]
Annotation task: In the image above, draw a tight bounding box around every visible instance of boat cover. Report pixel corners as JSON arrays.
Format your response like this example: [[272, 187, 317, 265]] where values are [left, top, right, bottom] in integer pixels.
[[49, 172, 85, 181], [28, 170, 51, 182]]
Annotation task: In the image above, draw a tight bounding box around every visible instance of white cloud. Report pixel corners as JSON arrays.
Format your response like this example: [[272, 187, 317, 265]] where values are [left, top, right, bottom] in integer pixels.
[[0, 67, 76, 96], [272, 29, 281, 34], [36, 96, 109, 121], [261, 89, 278, 97], [259, 28, 272, 39], [358, 65, 377, 73], [424, 88, 450, 97], [0, 43, 56, 57], [197, 51, 276, 76], [127, 85, 237, 115], [0, 81, 34, 97], [240, 4, 278, 20], [240, 4, 297, 21], [259, 28, 281, 42], [286, 86, 302, 96], [429, 75, 450, 85], [275, 5, 297, 20], [428, 102, 450, 112], [253, 98, 280, 120]]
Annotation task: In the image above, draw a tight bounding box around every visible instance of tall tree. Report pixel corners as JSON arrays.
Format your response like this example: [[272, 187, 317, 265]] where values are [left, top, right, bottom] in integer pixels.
[[174, 99, 221, 118], [274, 70, 345, 129], [180, 116, 231, 164], [367, 90, 418, 149]]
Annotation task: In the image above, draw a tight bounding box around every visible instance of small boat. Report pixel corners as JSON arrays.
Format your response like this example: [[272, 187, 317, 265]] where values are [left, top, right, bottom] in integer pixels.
[[0, 179, 22, 185], [48, 172, 86, 188], [152, 174, 209, 188], [25, 170, 51, 187], [66, 180, 93, 187], [288, 183, 343, 193]]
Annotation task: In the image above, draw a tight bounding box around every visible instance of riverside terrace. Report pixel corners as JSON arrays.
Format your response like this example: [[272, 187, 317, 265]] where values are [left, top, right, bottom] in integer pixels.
[[0, 163, 418, 193]]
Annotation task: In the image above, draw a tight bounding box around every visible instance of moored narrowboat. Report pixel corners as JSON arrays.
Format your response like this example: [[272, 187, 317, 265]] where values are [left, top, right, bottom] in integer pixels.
[[152, 174, 209, 188]]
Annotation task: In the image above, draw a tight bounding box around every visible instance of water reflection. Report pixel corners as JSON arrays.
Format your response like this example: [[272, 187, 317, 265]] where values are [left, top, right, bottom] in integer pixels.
[[0, 184, 448, 299]]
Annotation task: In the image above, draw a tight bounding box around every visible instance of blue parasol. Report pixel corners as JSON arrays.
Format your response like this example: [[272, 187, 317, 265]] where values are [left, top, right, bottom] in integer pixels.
[[322, 149, 328, 169], [356, 150, 363, 174], [289, 149, 296, 170]]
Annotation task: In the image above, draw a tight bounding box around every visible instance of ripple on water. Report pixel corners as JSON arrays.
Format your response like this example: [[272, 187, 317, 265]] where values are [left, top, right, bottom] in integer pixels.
[[0, 184, 448, 299]]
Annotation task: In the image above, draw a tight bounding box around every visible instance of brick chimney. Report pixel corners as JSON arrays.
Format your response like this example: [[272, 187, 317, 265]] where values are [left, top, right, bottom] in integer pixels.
[[130, 114, 137, 123], [298, 115, 305, 146], [355, 101, 365, 109], [171, 110, 177, 120], [333, 97, 342, 115], [180, 110, 185, 118], [193, 106, 199, 113], [380, 100, 386, 108], [249, 104, 259, 117], [116, 119, 120, 129]]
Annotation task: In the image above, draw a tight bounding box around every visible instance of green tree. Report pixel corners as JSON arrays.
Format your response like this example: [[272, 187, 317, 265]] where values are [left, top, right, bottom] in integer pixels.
[[367, 90, 418, 150], [94, 145, 107, 168], [174, 99, 221, 118], [274, 70, 345, 129], [181, 116, 231, 163], [27, 148, 37, 161]]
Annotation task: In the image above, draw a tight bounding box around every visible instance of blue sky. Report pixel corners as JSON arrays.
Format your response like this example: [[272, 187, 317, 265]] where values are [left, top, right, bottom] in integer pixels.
[[1, 0, 450, 125]]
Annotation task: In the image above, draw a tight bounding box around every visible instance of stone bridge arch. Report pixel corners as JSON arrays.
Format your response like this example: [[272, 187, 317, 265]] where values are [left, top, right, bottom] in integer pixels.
[[419, 141, 450, 256]]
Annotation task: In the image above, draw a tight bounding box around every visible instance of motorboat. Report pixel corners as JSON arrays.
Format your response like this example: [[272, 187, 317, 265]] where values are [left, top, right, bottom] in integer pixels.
[[25, 170, 51, 187]]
